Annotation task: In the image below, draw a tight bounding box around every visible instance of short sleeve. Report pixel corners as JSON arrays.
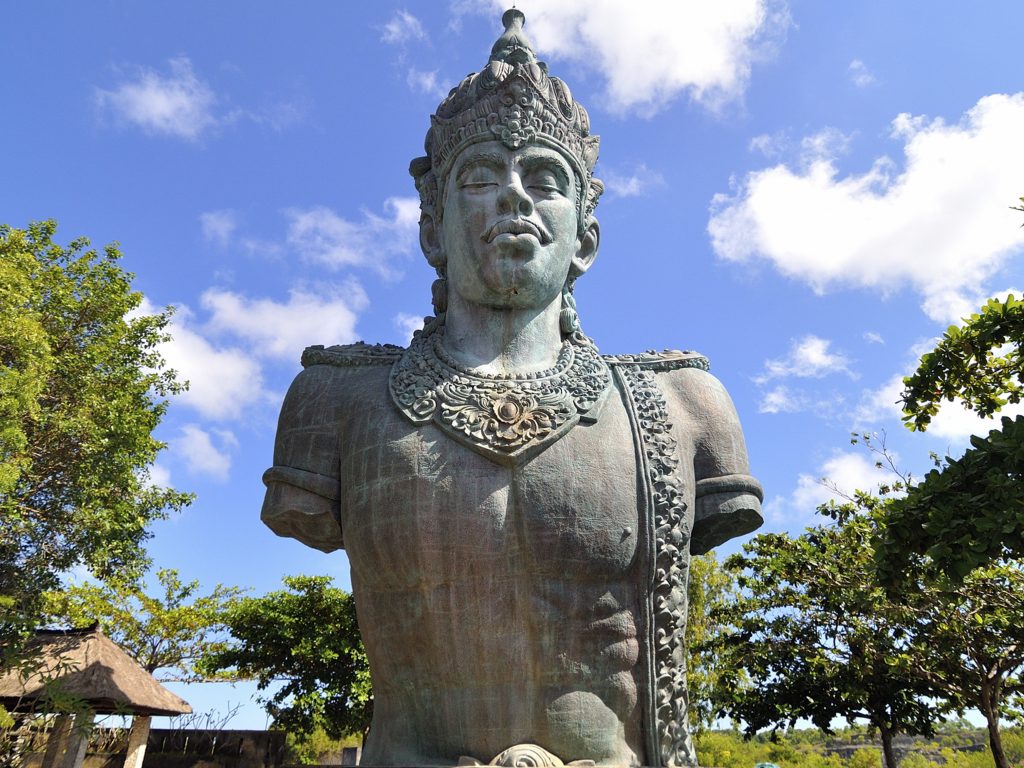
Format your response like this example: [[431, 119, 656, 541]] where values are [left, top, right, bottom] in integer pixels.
[[261, 365, 345, 553], [674, 367, 763, 555]]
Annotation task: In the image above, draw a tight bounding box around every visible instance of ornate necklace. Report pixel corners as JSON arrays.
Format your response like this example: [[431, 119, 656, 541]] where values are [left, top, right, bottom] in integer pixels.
[[389, 324, 611, 467]]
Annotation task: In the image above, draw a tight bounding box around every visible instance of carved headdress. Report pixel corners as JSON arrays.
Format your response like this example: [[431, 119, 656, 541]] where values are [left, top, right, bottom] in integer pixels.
[[410, 9, 604, 227]]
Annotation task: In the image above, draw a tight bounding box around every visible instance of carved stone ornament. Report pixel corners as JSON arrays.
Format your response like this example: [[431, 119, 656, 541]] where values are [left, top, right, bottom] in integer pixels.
[[615, 364, 697, 767], [457, 742, 598, 767], [389, 324, 611, 467]]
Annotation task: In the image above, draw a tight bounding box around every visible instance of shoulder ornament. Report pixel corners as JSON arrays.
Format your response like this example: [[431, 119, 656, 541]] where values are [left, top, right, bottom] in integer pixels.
[[613, 362, 696, 766], [301, 342, 404, 369], [603, 349, 710, 373]]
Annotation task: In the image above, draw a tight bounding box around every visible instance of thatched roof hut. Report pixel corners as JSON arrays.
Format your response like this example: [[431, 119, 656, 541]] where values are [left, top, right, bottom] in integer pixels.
[[0, 626, 190, 716]]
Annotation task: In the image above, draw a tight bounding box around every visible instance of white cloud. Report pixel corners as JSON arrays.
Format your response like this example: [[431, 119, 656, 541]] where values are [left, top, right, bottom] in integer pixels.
[[96, 57, 218, 141], [201, 285, 369, 359], [95, 57, 305, 141], [381, 10, 426, 44], [854, 372, 1024, 444], [147, 299, 267, 422], [173, 424, 234, 481], [603, 163, 666, 198], [757, 335, 853, 382], [407, 69, 444, 97], [848, 59, 875, 88], [758, 385, 805, 414], [748, 131, 788, 159], [852, 374, 903, 426], [792, 451, 894, 513], [749, 128, 851, 165], [709, 93, 1024, 323], [764, 451, 896, 528], [199, 210, 237, 247], [479, 0, 789, 114], [145, 280, 375, 421], [864, 331, 884, 345], [394, 312, 425, 343], [143, 463, 172, 489], [246, 99, 307, 132], [285, 197, 420, 275], [799, 127, 852, 163]]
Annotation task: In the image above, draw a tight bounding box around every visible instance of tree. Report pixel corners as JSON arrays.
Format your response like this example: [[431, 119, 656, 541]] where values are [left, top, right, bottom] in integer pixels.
[[43, 569, 244, 681], [880, 294, 1024, 579], [197, 576, 371, 740], [850, 434, 1024, 768], [686, 552, 742, 734], [1, 221, 190, 670], [713, 497, 947, 768], [905, 562, 1024, 768]]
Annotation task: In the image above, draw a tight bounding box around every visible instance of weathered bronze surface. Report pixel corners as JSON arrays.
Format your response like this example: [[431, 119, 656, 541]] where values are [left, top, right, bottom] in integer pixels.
[[262, 10, 762, 767]]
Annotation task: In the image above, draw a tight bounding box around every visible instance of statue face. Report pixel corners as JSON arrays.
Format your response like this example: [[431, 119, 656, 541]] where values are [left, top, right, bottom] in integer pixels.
[[440, 140, 587, 310]]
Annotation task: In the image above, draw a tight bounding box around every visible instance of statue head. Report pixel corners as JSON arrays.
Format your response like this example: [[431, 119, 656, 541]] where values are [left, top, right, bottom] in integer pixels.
[[410, 9, 604, 332]]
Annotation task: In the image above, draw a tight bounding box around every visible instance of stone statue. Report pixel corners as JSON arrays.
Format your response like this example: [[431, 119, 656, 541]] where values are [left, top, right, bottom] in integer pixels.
[[262, 10, 762, 767]]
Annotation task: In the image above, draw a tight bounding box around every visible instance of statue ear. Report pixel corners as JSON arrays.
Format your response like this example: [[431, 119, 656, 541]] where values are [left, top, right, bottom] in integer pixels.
[[570, 217, 599, 278], [419, 210, 445, 268]]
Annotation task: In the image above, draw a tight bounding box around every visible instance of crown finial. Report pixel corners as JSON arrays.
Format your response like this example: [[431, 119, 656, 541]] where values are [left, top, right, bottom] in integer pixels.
[[411, 6, 603, 227], [491, 8, 536, 66]]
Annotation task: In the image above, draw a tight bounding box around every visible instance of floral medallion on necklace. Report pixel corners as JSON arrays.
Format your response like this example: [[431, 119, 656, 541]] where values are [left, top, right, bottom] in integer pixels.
[[388, 324, 611, 467]]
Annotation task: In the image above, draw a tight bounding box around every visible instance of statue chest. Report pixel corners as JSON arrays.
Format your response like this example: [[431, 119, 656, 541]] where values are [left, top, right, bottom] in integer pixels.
[[339, 380, 642, 589]]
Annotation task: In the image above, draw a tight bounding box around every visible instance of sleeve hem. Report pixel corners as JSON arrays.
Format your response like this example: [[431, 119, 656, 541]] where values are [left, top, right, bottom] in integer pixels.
[[263, 465, 340, 501], [695, 473, 763, 502]]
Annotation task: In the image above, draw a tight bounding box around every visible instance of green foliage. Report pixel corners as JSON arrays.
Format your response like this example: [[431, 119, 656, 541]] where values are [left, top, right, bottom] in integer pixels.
[[0, 220, 190, 671], [198, 576, 371, 740], [284, 727, 362, 765], [692, 725, 1021, 768], [43, 569, 244, 681], [686, 552, 742, 734], [718, 431, 1024, 766], [720, 440, 1024, 767], [907, 562, 1024, 768], [888, 294, 1024, 577], [711, 495, 945, 766], [902, 295, 1024, 432], [692, 728, 872, 768], [0, 704, 20, 768], [880, 414, 1024, 580]]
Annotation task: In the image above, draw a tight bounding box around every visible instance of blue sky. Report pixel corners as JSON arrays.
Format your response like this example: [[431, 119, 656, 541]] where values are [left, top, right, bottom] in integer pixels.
[[5, 1, 1024, 728]]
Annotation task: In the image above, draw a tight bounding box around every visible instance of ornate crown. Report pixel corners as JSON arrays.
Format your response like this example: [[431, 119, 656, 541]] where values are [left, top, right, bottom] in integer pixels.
[[410, 9, 604, 226]]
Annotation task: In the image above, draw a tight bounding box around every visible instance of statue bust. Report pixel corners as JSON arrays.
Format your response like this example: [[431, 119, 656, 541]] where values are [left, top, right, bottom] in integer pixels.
[[262, 10, 762, 767]]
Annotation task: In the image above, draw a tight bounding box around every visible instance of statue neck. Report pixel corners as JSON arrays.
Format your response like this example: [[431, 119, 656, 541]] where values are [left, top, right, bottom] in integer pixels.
[[441, 293, 564, 376]]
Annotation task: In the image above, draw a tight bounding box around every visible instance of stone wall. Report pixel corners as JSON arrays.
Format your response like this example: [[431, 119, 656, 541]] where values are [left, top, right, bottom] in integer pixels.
[[18, 729, 287, 768]]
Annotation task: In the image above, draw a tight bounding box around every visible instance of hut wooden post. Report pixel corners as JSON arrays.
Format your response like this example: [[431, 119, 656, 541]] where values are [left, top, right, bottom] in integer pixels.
[[41, 715, 73, 768], [42, 710, 94, 768], [61, 710, 94, 768], [122, 715, 151, 768]]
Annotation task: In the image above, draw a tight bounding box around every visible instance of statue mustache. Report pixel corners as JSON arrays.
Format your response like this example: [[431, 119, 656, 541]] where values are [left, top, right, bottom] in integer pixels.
[[482, 217, 551, 245]]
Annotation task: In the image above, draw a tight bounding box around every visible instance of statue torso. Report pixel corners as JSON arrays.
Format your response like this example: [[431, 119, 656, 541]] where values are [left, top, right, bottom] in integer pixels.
[[336, 364, 669, 765], [262, 339, 761, 768]]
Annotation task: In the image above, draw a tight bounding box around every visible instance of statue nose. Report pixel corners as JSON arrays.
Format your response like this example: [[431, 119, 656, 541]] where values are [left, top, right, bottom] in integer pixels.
[[497, 175, 534, 216]]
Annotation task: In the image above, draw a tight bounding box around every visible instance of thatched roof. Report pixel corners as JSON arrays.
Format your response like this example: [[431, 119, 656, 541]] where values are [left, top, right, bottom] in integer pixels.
[[0, 627, 191, 716]]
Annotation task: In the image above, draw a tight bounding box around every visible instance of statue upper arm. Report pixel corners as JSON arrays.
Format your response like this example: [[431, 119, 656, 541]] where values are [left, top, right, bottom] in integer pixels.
[[261, 364, 345, 553], [667, 366, 763, 555]]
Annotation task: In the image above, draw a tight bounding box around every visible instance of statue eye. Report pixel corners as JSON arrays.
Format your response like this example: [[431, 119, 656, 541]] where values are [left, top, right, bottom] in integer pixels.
[[526, 171, 565, 195], [459, 163, 500, 190]]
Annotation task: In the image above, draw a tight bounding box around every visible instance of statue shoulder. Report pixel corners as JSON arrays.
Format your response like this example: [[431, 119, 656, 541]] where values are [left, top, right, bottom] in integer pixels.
[[301, 342, 405, 369], [605, 347, 737, 423], [602, 348, 710, 373], [284, 342, 400, 410]]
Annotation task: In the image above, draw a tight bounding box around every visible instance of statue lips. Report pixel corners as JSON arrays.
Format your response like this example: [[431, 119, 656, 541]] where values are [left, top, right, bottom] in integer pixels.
[[482, 217, 552, 247]]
